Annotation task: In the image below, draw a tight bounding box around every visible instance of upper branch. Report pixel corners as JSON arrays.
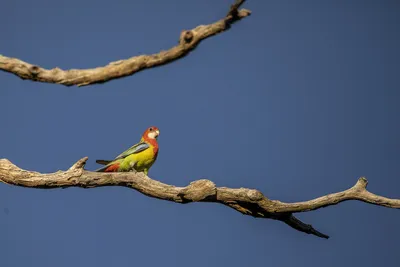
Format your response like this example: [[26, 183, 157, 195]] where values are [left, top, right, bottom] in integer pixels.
[[0, 157, 398, 239], [0, 0, 251, 87]]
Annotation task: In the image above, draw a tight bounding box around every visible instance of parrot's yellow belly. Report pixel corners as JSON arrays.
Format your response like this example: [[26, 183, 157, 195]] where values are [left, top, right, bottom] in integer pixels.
[[121, 147, 156, 174]]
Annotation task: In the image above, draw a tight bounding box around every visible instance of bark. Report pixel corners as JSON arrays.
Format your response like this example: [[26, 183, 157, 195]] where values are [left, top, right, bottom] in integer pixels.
[[0, 0, 251, 87], [1, 157, 398, 239]]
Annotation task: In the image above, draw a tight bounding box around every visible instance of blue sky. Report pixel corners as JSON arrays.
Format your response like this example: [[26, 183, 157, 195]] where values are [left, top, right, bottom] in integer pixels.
[[1, 0, 399, 266]]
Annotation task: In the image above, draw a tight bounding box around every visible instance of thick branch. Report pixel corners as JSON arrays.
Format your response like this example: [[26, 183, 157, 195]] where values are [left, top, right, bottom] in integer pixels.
[[1, 158, 398, 239], [0, 0, 251, 87]]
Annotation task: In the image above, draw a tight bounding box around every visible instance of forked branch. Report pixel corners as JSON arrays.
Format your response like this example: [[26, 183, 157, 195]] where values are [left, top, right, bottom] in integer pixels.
[[0, 0, 251, 87], [1, 157, 398, 239]]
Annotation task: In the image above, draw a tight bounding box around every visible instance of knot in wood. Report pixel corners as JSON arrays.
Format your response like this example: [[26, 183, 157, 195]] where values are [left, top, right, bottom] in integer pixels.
[[181, 30, 193, 44], [52, 67, 62, 73], [247, 189, 264, 201], [180, 179, 216, 202], [30, 65, 40, 76]]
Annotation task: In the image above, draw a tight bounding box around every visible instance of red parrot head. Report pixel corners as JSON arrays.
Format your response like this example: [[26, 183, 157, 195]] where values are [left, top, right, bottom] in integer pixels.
[[143, 126, 160, 140]]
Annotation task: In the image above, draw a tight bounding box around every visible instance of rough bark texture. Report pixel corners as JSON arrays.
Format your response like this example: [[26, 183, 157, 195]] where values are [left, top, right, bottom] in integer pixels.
[[1, 157, 399, 239], [0, 0, 251, 87]]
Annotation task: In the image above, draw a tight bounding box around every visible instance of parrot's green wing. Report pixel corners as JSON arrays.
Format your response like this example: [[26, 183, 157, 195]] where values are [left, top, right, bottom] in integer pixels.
[[114, 142, 150, 160]]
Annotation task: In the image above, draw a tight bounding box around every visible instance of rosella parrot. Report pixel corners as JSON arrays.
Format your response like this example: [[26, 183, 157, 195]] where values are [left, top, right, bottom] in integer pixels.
[[95, 126, 160, 175]]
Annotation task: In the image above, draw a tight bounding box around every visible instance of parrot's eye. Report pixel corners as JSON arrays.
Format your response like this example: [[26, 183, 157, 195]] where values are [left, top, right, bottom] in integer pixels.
[[149, 127, 153, 131]]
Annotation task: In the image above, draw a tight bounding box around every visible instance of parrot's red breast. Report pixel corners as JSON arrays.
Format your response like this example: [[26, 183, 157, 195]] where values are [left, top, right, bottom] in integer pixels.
[[142, 126, 159, 157]]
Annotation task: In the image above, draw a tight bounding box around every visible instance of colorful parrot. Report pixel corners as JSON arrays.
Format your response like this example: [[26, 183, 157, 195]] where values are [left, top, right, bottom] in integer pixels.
[[95, 126, 160, 175]]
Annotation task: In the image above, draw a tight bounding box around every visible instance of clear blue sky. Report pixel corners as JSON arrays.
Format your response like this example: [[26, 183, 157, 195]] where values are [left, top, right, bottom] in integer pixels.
[[1, 0, 399, 266]]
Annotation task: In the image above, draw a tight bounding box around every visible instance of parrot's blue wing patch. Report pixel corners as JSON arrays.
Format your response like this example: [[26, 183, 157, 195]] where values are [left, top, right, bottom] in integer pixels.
[[130, 143, 150, 154], [114, 142, 150, 160]]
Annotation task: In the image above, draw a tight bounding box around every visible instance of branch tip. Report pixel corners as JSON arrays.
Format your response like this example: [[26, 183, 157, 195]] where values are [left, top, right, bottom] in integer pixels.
[[355, 177, 368, 189], [239, 9, 252, 16], [284, 215, 330, 239], [69, 157, 88, 171]]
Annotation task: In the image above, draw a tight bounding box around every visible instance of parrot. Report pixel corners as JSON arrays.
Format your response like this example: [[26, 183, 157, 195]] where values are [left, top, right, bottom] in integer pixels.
[[95, 126, 160, 175]]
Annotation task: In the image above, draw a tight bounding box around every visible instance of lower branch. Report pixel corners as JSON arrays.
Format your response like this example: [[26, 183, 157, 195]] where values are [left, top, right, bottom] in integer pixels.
[[0, 0, 251, 87], [0, 157, 398, 239]]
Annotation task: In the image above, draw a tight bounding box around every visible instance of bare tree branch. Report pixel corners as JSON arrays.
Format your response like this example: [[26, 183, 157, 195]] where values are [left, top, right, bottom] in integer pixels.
[[1, 157, 398, 239], [0, 0, 251, 87]]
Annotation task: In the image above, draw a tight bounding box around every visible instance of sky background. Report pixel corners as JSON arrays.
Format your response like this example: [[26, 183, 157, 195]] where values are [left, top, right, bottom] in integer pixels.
[[1, 0, 399, 266]]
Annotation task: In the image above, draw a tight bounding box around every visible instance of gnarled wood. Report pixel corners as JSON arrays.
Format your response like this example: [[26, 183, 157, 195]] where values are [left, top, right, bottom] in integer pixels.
[[1, 157, 399, 239], [0, 0, 251, 87]]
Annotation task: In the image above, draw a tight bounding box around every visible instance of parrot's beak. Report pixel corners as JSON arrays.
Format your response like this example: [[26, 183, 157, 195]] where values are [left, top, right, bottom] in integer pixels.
[[155, 130, 160, 138]]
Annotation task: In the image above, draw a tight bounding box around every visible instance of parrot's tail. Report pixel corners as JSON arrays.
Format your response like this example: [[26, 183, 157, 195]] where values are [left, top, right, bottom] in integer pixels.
[[96, 159, 112, 165], [95, 159, 113, 172], [94, 165, 109, 172], [95, 162, 120, 172], [95, 160, 121, 172]]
